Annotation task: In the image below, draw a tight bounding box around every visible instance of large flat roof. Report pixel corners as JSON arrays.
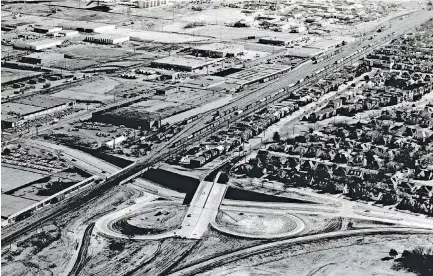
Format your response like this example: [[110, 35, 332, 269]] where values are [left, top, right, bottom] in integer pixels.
[[194, 43, 244, 53], [2, 102, 45, 118], [13, 95, 72, 109], [58, 21, 115, 29], [1, 194, 38, 218], [152, 56, 222, 69], [23, 52, 65, 59]]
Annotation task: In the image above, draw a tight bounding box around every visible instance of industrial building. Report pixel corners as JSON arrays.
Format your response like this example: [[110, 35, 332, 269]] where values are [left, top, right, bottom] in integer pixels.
[[137, 0, 167, 8], [85, 34, 130, 44], [1, 95, 76, 129], [13, 39, 64, 50], [258, 36, 306, 47], [32, 25, 62, 34], [92, 108, 161, 130], [151, 56, 221, 72], [192, 43, 245, 58], [59, 30, 79, 37], [20, 53, 65, 65], [57, 21, 116, 33]]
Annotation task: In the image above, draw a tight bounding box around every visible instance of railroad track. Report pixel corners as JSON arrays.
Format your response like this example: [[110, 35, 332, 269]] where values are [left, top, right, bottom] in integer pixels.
[[68, 222, 95, 276]]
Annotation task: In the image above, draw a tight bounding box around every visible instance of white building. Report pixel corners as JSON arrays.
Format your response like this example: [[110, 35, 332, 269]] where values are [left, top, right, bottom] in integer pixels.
[[13, 39, 64, 50], [85, 34, 130, 44], [58, 21, 115, 33]]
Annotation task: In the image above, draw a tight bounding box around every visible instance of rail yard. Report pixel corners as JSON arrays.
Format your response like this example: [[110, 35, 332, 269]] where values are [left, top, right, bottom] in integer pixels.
[[1, 0, 433, 275]]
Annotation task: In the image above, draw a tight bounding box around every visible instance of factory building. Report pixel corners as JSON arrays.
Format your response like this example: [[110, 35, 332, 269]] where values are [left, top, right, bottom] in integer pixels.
[[32, 25, 62, 34], [258, 36, 306, 47], [59, 30, 79, 37], [151, 56, 221, 72], [13, 39, 64, 50], [85, 34, 130, 44], [1, 95, 76, 129], [137, 0, 167, 8], [58, 21, 116, 33], [192, 43, 245, 58], [20, 53, 65, 65]]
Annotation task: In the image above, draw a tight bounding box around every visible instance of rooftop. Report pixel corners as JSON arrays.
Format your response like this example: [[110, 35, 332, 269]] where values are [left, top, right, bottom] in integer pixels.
[[13, 95, 73, 109], [305, 39, 343, 50], [194, 43, 244, 53], [152, 56, 222, 68]]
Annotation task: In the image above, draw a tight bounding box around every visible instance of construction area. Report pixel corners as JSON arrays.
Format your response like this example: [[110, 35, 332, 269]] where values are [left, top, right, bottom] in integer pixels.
[[1, 0, 433, 276]]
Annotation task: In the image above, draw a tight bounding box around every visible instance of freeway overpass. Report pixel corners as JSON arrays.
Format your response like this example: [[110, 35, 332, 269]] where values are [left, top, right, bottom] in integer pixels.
[[2, 10, 432, 245]]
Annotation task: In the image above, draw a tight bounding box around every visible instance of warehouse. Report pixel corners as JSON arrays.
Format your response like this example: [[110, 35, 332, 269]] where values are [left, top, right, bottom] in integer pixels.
[[1, 95, 76, 129], [33, 25, 62, 34], [58, 21, 116, 33], [59, 30, 79, 37], [258, 36, 305, 47], [192, 43, 245, 58], [92, 108, 161, 130], [13, 39, 64, 50], [151, 56, 221, 72], [85, 34, 130, 44], [21, 53, 65, 65], [285, 47, 324, 58]]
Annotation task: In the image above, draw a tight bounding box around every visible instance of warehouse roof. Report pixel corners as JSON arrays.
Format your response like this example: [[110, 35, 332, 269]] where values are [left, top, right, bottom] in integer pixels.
[[194, 43, 244, 53], [22, 52, 65, 60], [14, 95, 73, 108], [152, 56, 222, 69]]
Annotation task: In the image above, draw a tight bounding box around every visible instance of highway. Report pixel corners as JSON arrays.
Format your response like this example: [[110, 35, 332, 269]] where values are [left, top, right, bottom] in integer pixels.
[[2, 9, 432, 245]]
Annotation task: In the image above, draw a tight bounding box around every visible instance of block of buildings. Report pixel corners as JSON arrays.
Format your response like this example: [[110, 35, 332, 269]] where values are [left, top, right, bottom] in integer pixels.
[[192, 43, 245, 58], [151, 56, 221, 72], [20, 52, 65, 65], [13, 39, 64, 50], [85, 34, 130, 44], [57, 21, 115, 33]]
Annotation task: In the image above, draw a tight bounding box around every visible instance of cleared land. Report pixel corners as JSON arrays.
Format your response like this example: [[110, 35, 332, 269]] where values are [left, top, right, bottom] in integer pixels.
[[1, 166, 48, 193]]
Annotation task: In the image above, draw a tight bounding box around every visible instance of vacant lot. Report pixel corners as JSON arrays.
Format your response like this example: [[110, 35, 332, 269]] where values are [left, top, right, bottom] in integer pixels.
[[216, 211, 298, 236], [57, 45, 134, 61], [52, 76, 120, 102]]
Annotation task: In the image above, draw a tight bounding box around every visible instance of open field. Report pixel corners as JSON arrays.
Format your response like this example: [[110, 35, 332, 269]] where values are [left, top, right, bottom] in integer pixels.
[[196, 234, 433, 276], [215, 210, 298, 236], [51, 76, 121, 102]]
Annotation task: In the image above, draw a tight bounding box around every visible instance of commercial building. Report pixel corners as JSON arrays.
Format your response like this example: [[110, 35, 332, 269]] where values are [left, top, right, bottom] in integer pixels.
[[32, 25, 62, 34], [137, 0, 167, 8], [192, 43, 245, 58], [258, 36, 306, 47], [20, 53, 65, 65], [1, 95, 76, 129], [13, 39, 64, 50], [57, 21, 115, 33], [85, 34, 130, 44], [59, 30, 79, 37], [151, 56, 221, 72]]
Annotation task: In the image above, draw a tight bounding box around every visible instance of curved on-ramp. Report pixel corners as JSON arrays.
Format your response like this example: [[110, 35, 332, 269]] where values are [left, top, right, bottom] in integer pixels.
[[210, 212, 305, 240], [94, 201, 181, 240]]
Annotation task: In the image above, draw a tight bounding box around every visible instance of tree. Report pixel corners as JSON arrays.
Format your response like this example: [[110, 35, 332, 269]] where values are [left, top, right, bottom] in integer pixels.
[[273, 131, 281, 142], [390, 248, 398, 258], [364, 75, 370, 82]]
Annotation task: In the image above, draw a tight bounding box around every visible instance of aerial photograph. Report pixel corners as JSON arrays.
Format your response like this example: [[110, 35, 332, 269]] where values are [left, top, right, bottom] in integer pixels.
[[1, 0, 433, 275]]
